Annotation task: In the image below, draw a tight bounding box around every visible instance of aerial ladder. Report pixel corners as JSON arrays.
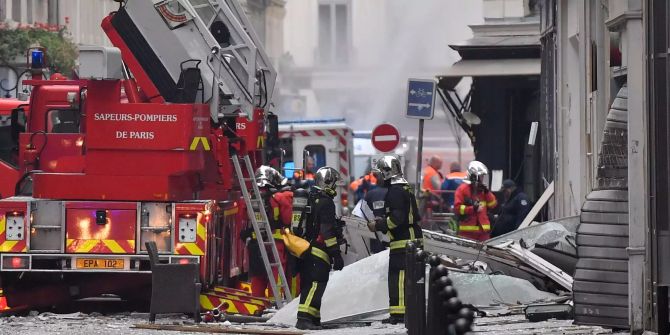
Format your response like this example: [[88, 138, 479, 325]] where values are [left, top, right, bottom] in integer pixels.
[[103, 0, 289, 305], [103, 0, 275, 121]]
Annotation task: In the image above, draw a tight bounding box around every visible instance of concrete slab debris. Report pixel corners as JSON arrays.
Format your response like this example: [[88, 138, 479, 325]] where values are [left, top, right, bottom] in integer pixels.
[[269, 250, 391, 326], [449, 272, 559, 307]]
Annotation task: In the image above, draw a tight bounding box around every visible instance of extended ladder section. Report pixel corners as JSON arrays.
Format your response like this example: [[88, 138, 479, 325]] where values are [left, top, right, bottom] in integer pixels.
[[232, 155, 292, 307], [111, 0, 276, 120]]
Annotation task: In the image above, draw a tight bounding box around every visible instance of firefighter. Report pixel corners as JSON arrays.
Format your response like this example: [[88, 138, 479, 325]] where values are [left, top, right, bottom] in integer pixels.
[[367, 155, 423, 324], [454, 161, 497, 241], [364, 169, 387, 253], [294, 166, 344, 330], [242, 166, 293, 298]]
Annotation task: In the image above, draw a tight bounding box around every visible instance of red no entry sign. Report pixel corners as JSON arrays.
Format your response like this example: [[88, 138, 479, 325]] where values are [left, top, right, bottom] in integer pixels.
[[371, 123, 400, 152]]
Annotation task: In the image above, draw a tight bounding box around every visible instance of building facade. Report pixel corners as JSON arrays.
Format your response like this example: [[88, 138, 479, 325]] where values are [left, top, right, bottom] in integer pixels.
[[438, 0, 543, 202], [279, 0, 481, 164], [541, 0, 652, 332]]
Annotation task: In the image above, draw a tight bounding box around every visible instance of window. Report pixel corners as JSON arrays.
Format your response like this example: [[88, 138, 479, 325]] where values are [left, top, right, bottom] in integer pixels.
[[12, 0, 20, 22], [317, 1, 351, 65], [305, 145, 326, 171], [26, 0, 32, 24], [280, 137, 295, 179], [48, 109, 80, 133], [0, 0, 5, 21]]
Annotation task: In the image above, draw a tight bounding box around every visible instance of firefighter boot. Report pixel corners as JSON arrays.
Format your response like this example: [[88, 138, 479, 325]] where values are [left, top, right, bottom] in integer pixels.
[[296, 317, 322, 330], [381, 314, 405, 325]]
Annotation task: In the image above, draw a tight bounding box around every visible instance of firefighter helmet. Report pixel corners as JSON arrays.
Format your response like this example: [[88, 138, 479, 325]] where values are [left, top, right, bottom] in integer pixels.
[[375, 155, 407, 184], [255, 165, 287, 188], [314, 167, 340, 191], [466, 161, 489, 186]]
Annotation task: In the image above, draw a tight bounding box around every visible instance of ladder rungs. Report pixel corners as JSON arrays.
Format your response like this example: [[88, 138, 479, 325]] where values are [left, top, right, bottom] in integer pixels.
[[234, 154, 293, 305]]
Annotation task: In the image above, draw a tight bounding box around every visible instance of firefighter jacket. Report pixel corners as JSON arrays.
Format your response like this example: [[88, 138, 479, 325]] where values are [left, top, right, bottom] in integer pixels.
[[454, 183, 497, 241], [304, 189, 341, 264], [365, 186, 388, 218], [383, 184, 423, 253], [253, 189, 293, 241]]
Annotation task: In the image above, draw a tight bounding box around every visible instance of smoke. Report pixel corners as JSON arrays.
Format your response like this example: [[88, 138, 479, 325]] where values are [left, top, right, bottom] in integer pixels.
[[279, 0, 483, 160]]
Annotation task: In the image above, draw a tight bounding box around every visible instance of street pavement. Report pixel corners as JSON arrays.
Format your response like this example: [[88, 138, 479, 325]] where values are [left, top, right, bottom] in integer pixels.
[[0, 312, 628, 335]]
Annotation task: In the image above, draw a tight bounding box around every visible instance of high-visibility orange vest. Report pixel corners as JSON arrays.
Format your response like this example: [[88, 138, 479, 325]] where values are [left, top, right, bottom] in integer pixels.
[[349, 173, 377, 191], [293, 171, 315, 180], [422, 166, 443, 192]]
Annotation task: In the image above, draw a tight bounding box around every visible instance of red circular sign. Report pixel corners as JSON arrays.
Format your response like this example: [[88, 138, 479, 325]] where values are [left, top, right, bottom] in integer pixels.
[[371, 123, 400, 152]]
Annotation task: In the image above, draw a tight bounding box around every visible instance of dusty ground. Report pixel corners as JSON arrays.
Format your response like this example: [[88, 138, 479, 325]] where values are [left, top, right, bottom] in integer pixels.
[[0, 312, 629, 335]]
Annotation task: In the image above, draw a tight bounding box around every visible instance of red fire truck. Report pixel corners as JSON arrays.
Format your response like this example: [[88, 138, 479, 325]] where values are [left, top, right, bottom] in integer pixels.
[[0, 0, 283, 315]]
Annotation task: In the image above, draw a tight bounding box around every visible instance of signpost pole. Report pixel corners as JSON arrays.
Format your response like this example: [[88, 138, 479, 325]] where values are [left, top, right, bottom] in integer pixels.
[[415, 119, 424, 197], [405, 78, 436, 196]]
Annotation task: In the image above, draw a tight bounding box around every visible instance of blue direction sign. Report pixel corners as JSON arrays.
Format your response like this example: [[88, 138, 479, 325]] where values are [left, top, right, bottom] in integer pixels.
[[405, 79, 436, 120]]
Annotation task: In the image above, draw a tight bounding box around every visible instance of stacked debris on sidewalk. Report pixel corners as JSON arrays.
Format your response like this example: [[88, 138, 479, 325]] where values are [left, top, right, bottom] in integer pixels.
[[268, 216, 577, 329]]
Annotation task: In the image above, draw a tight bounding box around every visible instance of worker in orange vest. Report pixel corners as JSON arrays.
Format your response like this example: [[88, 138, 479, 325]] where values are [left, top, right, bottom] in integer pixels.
[[349, 170, 378, 203], [293, 156, 316, 188], [441, 162, 467, 210], [453, 161, 497, 241], [420, 156, 444, 225], [421, 155, 444, 193], [242, 166, 294, 298]]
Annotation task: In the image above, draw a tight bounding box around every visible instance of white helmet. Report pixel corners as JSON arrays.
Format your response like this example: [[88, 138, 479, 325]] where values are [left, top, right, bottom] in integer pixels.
[[375, 155, 407, 185], [466, 161, 489, 186], [255, 165, 287, 188], [314, 167, 340, 191]]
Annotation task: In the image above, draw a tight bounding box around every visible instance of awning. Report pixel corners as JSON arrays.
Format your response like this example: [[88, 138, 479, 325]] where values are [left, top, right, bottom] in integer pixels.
[[439, 58, 540, 78]]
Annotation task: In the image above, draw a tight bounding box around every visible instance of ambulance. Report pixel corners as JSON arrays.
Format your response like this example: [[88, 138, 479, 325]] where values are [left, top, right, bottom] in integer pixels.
[[278, 119, 354, 214]]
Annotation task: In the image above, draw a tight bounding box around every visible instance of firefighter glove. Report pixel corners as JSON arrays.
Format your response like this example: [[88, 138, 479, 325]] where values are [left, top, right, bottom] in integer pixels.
[[331, 253, 344, 271], [374, 216, 388, 234]]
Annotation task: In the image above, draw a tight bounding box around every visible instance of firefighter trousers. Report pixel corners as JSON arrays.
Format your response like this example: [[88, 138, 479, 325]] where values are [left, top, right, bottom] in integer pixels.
[[388, 251, 406, 318], [297, 247, 330, 323], [249, 239, 288, 298]]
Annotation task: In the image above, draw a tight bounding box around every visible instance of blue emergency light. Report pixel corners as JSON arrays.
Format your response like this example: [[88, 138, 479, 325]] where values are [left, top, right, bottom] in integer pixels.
[[31, 50, 44, 69]]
